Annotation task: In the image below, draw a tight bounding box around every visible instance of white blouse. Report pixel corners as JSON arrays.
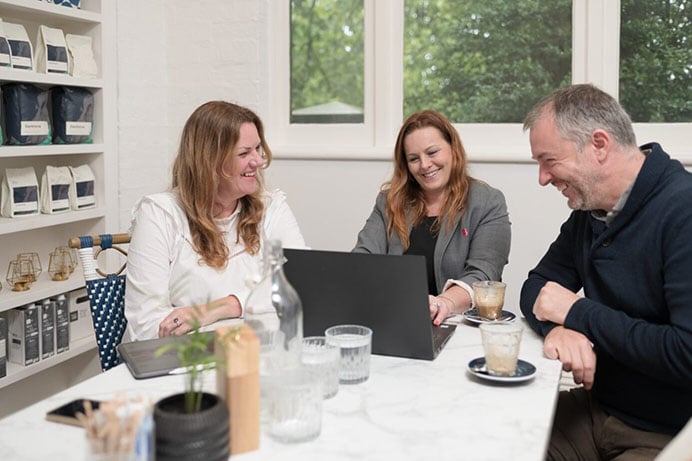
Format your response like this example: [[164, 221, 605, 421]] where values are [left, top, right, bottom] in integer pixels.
[[125, 189, 306, 340]]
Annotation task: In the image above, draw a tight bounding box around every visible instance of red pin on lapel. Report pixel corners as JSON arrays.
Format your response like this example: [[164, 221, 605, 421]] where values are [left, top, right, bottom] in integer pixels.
[[462, 228, 468, 236]]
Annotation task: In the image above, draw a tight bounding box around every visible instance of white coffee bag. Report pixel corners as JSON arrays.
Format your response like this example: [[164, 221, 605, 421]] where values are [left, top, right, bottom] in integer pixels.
[[4, 22, 33, 71], [68, 164, 96, 210], [65, 34, 97, 78], [35, 25, 68, 74], [0, 86, 3, 145], [0, 19, 12, 68], [1, 167, 40, 218], [40, 165, 72, 214]]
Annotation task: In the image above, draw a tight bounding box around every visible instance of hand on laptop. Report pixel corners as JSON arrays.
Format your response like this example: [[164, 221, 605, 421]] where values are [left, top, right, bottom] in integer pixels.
[[430, 287, 472, 325], [429, 295, 455, 326]]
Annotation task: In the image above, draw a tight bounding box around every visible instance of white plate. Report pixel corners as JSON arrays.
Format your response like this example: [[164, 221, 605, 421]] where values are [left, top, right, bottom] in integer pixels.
[[467, 357, 536, 383], [462, 308, 516, 324]]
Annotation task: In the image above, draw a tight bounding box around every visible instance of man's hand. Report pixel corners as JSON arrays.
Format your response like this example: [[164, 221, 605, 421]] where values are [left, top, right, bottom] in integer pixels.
[[533, 281, 580, 325], [544, 326, 597, 390]]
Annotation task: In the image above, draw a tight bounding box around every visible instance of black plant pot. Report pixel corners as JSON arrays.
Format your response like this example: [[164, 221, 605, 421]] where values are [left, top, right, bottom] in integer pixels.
[[154, 392, 230, 461]]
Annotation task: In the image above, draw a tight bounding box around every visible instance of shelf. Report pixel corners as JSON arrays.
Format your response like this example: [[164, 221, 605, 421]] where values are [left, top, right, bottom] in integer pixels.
[[0, 143, 104, 157], [0, 270, 85, 312], [0, 0, 101, 23], [0, 206, 105, 235], [0, 68, 103, 88], [0, 0, 111, 398], [0, 335, 96, 389]]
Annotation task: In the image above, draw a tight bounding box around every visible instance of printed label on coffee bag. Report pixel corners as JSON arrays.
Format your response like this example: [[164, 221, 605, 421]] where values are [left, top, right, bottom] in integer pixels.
[[46, 44, 68, 73], [76, 179, 95, 207], [20, 121, 49, 136], [50, 184, 70, 212], [12, 185, 39, 214], [66, 121, 92, 136]]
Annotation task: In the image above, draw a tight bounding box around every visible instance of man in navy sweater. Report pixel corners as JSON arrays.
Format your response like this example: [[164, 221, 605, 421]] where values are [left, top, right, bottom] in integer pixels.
[[520, 84, 692, 460]]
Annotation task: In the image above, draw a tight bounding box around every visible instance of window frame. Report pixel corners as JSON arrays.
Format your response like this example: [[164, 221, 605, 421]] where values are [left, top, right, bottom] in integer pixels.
[[269, 0, 691, 163]]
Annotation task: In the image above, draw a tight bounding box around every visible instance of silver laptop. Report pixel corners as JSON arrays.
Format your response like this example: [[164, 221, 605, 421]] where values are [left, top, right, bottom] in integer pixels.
[[117, 332, 215, 379]]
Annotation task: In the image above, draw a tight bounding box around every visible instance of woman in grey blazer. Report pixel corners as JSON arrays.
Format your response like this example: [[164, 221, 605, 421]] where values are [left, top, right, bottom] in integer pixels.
[[353, 110, 511, 326]]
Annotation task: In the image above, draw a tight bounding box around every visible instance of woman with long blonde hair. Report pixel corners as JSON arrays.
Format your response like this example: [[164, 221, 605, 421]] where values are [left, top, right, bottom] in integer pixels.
[[354, 110, 510, 325], [126, 101, 305, 340]]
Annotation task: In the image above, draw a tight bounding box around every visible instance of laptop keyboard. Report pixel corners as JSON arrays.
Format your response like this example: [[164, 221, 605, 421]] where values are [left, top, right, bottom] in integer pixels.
[[432, 326, 447, 345], [432, 324, 455, 352]]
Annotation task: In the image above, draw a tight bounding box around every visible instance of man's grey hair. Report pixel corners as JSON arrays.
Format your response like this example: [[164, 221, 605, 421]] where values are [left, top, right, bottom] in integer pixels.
[[523, 84, 637, 151]]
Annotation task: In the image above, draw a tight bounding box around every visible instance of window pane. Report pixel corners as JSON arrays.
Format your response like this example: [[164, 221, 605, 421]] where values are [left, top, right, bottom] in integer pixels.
[[620, 0, 691, 122], [404, 0, 572, 123], [290, 0, 364, 124]]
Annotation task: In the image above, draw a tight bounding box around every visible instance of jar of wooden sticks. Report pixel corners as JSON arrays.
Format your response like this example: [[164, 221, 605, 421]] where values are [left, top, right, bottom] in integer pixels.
[[78, 396, 154, 461]]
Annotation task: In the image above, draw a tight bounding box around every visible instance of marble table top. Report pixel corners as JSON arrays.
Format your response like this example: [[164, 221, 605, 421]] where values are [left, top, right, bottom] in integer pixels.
[[0, 316, 561, 461]]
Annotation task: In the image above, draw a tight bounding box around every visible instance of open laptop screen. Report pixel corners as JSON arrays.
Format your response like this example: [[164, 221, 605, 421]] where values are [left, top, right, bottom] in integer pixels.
[[283, 248, 455, 360]]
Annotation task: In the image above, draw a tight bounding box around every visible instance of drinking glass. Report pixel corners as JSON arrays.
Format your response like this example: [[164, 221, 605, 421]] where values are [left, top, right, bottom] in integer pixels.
[[479, 322, 523, 376], [325, 324, 372, 384], [472, 281, 506, 320], [267, 367, 322, 443], [302, 336, 340, 399]]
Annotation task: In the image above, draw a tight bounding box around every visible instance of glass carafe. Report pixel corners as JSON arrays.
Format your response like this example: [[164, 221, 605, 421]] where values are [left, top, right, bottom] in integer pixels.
[[245, 239, 303, 365], [245, 239, 304, 420]]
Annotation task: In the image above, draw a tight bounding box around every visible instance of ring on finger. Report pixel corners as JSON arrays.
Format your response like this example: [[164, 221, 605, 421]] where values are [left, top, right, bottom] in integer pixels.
[[173, 317, 180, 326]]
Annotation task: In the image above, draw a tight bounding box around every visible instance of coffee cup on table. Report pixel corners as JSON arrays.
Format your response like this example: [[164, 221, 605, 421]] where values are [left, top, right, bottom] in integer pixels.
[[479, 322, 524, 376], [472, 281, 506, 320]]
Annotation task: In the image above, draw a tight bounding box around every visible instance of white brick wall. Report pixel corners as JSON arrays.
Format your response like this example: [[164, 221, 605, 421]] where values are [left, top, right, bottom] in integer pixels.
[[116, 0, 269, 229]]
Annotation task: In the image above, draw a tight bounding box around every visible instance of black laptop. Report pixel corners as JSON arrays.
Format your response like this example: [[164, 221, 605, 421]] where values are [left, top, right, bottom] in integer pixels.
[[283, 248, 456, 360]]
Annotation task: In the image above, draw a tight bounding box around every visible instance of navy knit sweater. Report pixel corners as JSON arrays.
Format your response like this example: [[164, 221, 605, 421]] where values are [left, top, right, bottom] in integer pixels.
[[520, 143, 692, 436]]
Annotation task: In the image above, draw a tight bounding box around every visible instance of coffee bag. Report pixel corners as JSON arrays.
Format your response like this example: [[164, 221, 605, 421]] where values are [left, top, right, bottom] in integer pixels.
[[65, 34, 97, 78], [2, 83, 52, 145], [35, 25, 69, 74], [1, 167, 40, 218], [0, 20, 11, 68], [51, 86, 94, 144], [68, 164, 96, 210], [4, 22, 33, 71], [40, 165, 72, 214]]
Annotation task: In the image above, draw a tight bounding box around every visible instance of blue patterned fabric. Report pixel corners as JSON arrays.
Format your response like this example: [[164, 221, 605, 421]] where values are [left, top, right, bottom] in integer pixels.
[[85, 273, 127, 371], [52, 0, 81, 8], [77, 233, 128, 371]]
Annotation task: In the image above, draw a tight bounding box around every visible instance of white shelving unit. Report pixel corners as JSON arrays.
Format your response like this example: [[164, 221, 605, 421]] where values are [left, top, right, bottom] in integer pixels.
[[0, 0, 116, 393], [2, 335, 94, 387]]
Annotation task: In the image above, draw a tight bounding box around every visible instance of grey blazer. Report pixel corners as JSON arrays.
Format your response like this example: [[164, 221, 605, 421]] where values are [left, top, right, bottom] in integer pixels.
[[353, 180, 511, 294]]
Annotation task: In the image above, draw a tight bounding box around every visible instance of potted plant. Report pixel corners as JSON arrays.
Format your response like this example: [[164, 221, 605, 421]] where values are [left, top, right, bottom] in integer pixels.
[[153, 317, 236, 461]]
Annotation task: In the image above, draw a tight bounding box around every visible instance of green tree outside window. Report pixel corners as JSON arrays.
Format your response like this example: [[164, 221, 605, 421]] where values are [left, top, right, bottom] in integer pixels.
[[619, 0, 691, 122], [404, 0, 572, 122]]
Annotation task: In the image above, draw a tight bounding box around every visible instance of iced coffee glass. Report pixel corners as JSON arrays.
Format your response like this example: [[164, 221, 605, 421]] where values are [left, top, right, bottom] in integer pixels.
[[479, 322, 523, 376], [472, 281, 506, 320]]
